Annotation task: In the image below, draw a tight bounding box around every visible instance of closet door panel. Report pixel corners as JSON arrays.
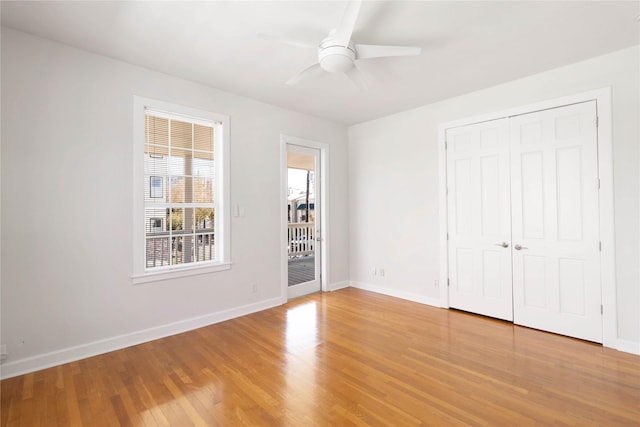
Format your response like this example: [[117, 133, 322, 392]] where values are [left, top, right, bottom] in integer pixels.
[[510, 101, 602, 343], [446, 119, 513, 321]]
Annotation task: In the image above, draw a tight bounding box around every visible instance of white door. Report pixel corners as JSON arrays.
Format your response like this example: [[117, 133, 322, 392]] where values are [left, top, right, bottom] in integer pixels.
[[287, 144, 321, 299], [446, 118, 514, 321], [510, 101, 602, 342]]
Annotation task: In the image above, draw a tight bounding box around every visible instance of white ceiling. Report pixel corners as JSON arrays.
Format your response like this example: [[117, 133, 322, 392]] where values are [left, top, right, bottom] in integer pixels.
[[2, 1, 639, 125]]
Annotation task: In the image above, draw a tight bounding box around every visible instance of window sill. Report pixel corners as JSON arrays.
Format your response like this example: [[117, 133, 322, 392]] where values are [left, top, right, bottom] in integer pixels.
[[131, 262, 232, 285]]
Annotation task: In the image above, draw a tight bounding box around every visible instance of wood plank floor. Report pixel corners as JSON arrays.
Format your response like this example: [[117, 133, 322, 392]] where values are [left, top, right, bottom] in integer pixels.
[[2, 288, 639, 426]]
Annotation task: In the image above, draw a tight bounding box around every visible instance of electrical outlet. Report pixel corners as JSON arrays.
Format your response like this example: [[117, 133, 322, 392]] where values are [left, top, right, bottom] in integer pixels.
[[373, 268, 377, 276], [251, 283, 258, 293], [434, 279, 439, 287], [379, 269, 385, 277], [0, 344, 7, 362]]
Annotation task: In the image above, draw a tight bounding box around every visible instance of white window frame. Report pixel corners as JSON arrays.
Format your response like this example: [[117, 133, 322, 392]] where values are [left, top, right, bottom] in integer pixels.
[[132, 97, 231, 284]]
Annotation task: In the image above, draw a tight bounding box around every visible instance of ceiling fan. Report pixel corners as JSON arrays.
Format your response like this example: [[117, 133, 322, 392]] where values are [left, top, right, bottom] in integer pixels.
[[258, 0, 421, 88]]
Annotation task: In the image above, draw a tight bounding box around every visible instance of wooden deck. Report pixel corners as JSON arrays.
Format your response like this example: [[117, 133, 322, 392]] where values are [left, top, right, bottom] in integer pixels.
[[2, 288, 639, 426], [288, 254, 315, 286]]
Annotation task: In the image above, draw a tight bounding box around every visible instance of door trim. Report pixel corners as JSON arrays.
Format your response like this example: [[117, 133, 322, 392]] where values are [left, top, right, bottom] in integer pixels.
[[280, 135, 330, 303], [437, 87, 617, 349]]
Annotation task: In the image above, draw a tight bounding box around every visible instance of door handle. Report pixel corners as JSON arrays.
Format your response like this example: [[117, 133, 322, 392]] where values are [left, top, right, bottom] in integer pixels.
[[514, 244, 528, 250], [494, 242, 509, 248]]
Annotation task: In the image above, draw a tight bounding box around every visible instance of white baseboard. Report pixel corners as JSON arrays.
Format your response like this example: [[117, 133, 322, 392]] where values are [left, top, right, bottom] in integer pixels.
[[328, 280, 351, 292], [350, 281, 442, 308], [0, 297, 283, 380], [613, 338, 640, 355]]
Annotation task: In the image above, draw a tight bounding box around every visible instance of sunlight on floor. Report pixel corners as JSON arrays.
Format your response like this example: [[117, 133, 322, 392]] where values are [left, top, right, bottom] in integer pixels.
[[286, 302, 319, 354], [284, 301, 321, 419]]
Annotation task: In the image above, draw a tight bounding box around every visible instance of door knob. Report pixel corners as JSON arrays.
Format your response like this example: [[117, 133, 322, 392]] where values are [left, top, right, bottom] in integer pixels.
[[494, 242, 509, 248], [514, 244, 528, 250]]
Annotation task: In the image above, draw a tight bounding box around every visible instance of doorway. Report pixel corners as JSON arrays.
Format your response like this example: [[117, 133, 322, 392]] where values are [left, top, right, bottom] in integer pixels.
[[441, 91, 615, 345], [281, 136, 328, 301]]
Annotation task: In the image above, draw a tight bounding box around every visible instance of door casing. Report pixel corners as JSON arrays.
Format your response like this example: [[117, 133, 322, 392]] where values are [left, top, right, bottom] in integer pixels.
[[438, 88, 617, 349]]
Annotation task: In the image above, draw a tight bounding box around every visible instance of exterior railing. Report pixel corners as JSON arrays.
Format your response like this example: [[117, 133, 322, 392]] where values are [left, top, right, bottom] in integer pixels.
[[145, 229, 215, 267], [288, 222, 314, 257]]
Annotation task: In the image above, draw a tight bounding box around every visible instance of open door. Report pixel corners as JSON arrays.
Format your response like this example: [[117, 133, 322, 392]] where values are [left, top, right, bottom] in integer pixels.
[[286, 144, 321, 299]]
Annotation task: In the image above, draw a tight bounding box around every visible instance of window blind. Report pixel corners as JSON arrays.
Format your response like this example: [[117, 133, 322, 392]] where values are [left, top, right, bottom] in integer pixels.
[[143, 111, 216, 269]]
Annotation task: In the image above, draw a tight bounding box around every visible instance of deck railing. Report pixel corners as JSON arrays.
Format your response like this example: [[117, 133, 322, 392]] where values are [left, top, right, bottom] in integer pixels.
[[145, 229, 215, 267], [288, 222, 314, 257]]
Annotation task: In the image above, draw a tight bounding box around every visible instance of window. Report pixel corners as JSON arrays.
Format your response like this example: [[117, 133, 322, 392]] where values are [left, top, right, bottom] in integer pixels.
[[149, 176, 163, 198], [150, 218, 163, 233], [133, 98, 230, 283]]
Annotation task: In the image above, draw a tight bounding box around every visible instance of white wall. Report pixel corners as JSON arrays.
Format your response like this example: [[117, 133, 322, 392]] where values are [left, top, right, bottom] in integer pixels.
[[349, 46, 640, 349], [0, 28, 349, 377]]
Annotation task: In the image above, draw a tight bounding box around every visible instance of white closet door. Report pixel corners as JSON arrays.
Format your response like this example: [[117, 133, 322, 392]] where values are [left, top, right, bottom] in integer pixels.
[[446, 119, 513, 321], [510, 101, 602, 343]]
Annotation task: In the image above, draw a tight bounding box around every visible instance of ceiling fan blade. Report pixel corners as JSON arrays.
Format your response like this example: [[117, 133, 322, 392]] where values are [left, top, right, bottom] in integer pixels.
[[257, 33, 317, 49], [286, 63, 323, 86], [334, 0, 362, 46], [355, 44, 422, 59], [345, 63, 368, 91]]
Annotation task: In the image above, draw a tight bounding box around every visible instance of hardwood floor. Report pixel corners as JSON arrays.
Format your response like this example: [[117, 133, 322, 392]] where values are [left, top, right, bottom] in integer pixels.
[[2, 288, 639, 426]]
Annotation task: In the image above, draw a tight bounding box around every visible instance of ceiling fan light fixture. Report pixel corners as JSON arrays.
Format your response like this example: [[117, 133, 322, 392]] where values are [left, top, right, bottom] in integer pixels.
[[319, 45, 355, 73], [267, 1, 420, 86]]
